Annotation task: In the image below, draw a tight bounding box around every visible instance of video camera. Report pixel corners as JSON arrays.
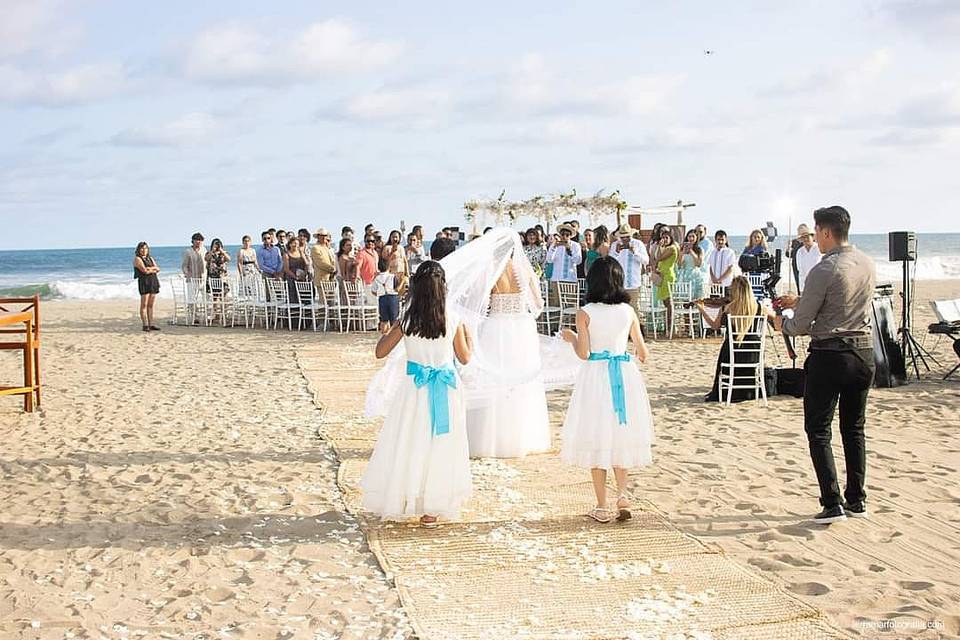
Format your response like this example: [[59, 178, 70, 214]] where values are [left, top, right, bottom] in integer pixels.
[[738, 249, 783, 301], [738, 252, 776, 274]]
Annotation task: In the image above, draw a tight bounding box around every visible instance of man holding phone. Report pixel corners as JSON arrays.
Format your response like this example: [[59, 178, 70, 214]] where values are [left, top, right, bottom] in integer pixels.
[[610, 223, 650, 325], [545, 224, 582, 283]]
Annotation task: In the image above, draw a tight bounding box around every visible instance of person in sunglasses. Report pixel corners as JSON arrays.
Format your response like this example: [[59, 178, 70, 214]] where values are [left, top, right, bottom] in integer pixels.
[[355, 235, 380, 285]]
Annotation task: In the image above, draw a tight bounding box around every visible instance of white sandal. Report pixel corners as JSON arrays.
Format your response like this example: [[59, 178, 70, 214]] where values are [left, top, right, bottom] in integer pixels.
[[587, 506, 614, 523]]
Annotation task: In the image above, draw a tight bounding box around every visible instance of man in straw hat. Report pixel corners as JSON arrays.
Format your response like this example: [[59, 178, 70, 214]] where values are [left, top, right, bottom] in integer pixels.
[[545, 223, 583, 307], [610, 223, 650, 326], [793, 223, 821, 294], [310, 227, 337, 283], [545, 223, 582, 284]]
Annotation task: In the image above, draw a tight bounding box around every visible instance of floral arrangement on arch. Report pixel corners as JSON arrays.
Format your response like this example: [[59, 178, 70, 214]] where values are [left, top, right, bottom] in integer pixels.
[[463, 189, 628, 226]]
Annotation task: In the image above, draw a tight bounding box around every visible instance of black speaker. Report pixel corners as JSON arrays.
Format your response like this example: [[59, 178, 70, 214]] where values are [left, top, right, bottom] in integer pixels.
[[888, 231, 916, 262]]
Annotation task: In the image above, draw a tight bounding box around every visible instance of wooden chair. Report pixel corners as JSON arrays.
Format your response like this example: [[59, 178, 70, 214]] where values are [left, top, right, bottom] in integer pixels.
[[0, 294, 41, 412]]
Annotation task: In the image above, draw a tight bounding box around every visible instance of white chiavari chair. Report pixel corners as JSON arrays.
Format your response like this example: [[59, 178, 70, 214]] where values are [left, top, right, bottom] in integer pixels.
[[718, 314, 768, 407], [318, 280, 345, 332], [537, 279, 561, 334], [557, 281, 581, 329]]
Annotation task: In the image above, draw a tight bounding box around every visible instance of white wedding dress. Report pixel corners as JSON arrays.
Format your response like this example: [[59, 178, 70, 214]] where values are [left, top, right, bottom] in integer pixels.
[[464, 290, 551, 458]]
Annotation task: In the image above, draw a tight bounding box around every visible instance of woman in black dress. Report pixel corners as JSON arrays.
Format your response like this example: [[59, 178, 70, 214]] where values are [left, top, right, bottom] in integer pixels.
[[283, 236, 310, 304], [134, 242, 161, 332], [696, 276, 766, 402], [205, 238, 231, 323]]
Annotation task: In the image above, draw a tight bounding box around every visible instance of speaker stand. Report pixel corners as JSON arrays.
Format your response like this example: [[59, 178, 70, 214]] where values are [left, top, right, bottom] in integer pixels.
[[898, 259, 939, 380]]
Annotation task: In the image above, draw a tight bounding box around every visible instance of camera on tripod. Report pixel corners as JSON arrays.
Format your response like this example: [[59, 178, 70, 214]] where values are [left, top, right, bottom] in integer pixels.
[[738, 250, 783, 301]]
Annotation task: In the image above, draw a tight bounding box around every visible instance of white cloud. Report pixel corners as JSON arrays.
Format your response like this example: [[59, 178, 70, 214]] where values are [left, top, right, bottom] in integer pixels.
[[109, 112, 224, 147], [594, 126, 744, 155], [894, 84, 960, 128], [762, 48, 893, 98], [321, 86, 452, 128], [0, 63, 126, 106], [0, 0, 80, 59], [881, 0, 960, 42], [869, 128, 948, 146], [502, 53, 682, 118], [184, 19, 401, 85]]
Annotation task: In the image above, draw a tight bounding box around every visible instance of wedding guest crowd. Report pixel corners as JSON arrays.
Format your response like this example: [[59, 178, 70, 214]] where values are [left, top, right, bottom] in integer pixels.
[[157, 216, 824, 344]]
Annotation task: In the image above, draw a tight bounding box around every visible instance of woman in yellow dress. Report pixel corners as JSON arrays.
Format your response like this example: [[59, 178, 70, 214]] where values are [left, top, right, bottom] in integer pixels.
[[653, 228, 679, 338]]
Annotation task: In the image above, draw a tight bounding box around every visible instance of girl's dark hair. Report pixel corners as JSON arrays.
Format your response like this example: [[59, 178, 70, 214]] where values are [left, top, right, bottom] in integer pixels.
[[401, 260, 447, 339], [685, 230, 702, 257], [593, 225, 609, 250], [388, 229, 401, 244], [286, 236, 299, 251], [135, 241, 150, 256], [337, 238, 351, 257], [585, 256, 630, 305], [211, 238, 223, 250]]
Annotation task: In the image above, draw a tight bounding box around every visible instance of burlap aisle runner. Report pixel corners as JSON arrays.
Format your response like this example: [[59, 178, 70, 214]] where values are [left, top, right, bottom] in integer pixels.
[[298, 344, 847, 640]]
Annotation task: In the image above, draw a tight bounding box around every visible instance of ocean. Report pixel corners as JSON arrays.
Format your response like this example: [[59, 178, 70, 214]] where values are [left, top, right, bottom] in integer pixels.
[[1, 234, 958, 300]]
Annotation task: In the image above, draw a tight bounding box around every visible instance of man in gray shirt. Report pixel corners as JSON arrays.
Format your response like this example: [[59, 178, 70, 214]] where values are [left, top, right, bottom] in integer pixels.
[[772, 206, 875, 524], [181, 232, 206, 279]]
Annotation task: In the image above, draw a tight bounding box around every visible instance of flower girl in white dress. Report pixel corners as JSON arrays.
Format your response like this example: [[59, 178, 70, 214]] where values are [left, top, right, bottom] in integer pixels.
[[561, 256, 654, 523], [360, 261, 474, 528]]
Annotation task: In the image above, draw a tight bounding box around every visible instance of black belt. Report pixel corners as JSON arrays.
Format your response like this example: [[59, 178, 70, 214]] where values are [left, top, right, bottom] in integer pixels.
[[809, 335, 872, 351]]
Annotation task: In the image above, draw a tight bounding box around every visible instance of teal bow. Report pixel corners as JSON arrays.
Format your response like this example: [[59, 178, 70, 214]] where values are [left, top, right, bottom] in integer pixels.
[[406, 361, 458, 436], [588, 351, 630, 425]]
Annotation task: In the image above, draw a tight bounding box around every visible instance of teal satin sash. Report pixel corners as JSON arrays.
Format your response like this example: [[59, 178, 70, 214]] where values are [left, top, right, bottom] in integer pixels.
[[406, 360, 457, 436], [588, 351, 630, 425]]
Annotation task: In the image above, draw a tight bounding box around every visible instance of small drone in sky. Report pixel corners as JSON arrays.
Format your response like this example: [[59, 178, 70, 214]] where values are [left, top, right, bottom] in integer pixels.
[[704, 50, 714, 55]]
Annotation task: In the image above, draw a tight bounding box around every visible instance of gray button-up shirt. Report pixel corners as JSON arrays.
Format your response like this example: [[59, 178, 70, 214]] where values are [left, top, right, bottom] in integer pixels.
[[181, 246, 206, 279], [781, 245, 875, 340]]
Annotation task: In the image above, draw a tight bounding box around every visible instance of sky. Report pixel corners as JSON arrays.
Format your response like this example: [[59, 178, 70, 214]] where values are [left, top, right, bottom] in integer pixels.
[[1, 0, 959, 250]]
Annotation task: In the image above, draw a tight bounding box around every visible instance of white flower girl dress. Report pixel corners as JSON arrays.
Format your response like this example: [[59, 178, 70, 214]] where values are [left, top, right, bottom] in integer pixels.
[[561, 302, 654, 469], [360, 314, 472, 519]]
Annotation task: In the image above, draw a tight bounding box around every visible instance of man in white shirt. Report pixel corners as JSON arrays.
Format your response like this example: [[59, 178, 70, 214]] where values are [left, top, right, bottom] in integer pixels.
[[708, 229, 737, 288], [610, 223, 650, 323], [545, 224, 582, 283], [795, 227, 822, 294], [695, 224, 713, 259]]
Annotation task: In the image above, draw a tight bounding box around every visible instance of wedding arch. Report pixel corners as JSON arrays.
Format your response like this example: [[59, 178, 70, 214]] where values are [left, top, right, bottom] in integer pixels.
[[463, 190, 695, 231]]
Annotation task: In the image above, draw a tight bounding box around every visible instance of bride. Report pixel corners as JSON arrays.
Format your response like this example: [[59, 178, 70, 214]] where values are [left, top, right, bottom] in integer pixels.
[[461, 237, 550, 457], [366, 227, 567, 458]]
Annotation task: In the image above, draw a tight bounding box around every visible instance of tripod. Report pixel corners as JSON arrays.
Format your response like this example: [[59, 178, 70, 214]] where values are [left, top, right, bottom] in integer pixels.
[[898, 259, 938, 380]]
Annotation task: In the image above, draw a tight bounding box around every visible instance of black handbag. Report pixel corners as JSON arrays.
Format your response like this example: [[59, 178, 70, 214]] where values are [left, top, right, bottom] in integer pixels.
[[775, 367, 805, 397]]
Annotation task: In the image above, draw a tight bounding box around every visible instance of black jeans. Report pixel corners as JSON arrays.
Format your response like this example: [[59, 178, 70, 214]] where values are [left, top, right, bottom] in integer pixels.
[[803, 348, 874, 508]]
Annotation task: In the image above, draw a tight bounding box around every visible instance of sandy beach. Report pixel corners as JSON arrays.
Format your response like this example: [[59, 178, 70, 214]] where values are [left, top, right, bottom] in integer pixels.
[[1, 279, 959, 638]]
